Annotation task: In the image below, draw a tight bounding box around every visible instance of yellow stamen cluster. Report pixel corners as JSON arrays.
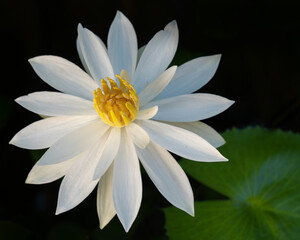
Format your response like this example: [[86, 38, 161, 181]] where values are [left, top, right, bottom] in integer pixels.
[[93, 75, 139, 128]]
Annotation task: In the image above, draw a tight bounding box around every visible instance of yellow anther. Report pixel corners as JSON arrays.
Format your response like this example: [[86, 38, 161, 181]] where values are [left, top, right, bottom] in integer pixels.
[[120, 111, 131, 126], [110, 110, 122, 128], [125, 102, 137, 117], [99, 112, 114, 126], [129, 90, 138, 103], [122, 93, 130, 99], [93, 73, 139, 128]]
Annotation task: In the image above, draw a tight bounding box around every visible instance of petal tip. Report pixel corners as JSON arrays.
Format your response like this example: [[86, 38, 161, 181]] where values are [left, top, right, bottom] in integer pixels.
[[77, 23, 84, 33], [28, 56, 40, 65], [8, 137, 21, 148], [227, 100, 235, 108], [8, 138, 14, 145], [14, 96, 23, 104], [215, 152, 229, 162], [25, 177, 31, 184], [182, 202, 195, 217], [99, 220, 110, 230], [212, 54, 222, 64], [219, 157, 228, 162], [122, 223, 131, 233], [188, 207, 195, 217], [169, 65, 178, 72], [55, 206, 64, 215], [164, 20, 178, 32], [215, 139, 226, 148], [117, 214, 133, 232], [99, 224, 105, 230], [169, 20, 177, 26], [214, 53, 222, 59], [116, 10, 123, 17], [25, 177, 36, 184], [136, 105, 158, 120]]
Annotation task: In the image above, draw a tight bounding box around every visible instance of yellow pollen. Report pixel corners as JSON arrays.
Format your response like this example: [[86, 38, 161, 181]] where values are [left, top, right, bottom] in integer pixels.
[[93, 75, 139, 128]]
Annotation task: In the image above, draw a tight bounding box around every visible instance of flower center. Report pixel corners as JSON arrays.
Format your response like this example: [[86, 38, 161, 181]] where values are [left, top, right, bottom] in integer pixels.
[[93, 75, 139, 128]]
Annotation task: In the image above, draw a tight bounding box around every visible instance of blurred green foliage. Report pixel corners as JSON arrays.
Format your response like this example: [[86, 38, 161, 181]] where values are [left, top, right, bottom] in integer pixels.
[[46, 222, 88, 240], [0, 221, 31, 240], [165, 127, 300, 240]]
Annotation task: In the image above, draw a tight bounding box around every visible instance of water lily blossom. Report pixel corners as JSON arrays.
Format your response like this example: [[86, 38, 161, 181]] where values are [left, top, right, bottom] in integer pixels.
[[10, 11, 234, 231]]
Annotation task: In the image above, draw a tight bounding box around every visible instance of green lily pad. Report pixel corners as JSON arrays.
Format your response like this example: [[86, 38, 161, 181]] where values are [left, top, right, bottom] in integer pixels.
[[164, 127, 300, 240]]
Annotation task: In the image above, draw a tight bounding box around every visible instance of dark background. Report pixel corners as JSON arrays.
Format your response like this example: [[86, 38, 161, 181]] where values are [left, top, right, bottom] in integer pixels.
[[1, 0, 300, 239]]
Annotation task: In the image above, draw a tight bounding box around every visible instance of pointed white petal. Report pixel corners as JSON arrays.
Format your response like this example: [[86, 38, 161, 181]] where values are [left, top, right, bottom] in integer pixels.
[[77, 24, 114, 83], [141, 120, 227, 162], [76, 37, 91, 74], [144, 93, 234, 122], [10, 115, 98, 149], [155, 54, 221, 100], [137, 141, 194, 215], [164, 121, 225, 148], [55, 131, 110, 214], [93, 128, 121, 180], [108, 11, 137, 79], [38, 121, 110, 165], [76, 32, 107, 75], [138, 66, 177, 107], [26, 157, 77, 184], [113, 129, 142, 232], [16, 92, 96, 117], [126, 122, 150, 149], [132, 21, 178, 93], [136, 106, 158, 120], [97, 162, 116, 229], [29, 56, 98, 100]]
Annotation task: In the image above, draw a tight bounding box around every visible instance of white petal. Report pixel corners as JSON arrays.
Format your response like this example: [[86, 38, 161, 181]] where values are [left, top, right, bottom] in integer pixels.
[[76, 33, 107, 75], [132, 21, 178, 94], [138, 66, 177, 107], [26, 157, 77, 184], [155, 54, 221, 100], [10, 115, 98, 149], [56, 132, 110, 214], [137, 141, 194, 215], [77, 24, 114, 83], [164, 121, 225, 148], [29, 56, 98, 100], [16, 92, 96, 116], [93, 128, 121, 180], [97, 162, 116, 229], [126, 122, 150, 149], [136, 106, 158, 120], [144, 93, 234, 122], [141, 120, 227, 162], [113, 129, 142, 232], [38, 121, 110, 165], [108, 11, 137, 79], [76, 37, 91, 74]]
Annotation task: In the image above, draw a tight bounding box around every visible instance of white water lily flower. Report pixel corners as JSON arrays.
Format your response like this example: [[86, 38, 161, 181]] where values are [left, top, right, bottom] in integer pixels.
[[10, 11, 234, 231]]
